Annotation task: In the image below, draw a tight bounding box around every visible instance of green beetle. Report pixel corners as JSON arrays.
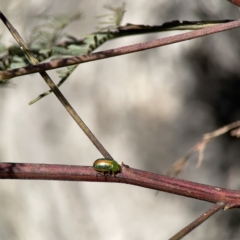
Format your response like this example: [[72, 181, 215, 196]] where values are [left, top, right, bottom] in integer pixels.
[[93, 158, 121, 174]]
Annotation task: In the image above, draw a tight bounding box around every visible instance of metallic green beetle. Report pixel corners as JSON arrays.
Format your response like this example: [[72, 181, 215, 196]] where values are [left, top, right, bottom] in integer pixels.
[[93, 158, 121, 174]]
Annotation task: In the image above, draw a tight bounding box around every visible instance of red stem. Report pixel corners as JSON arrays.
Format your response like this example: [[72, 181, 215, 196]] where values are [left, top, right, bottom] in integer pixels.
[[1, 162, 240, 209], [1, 19, 240, 80]]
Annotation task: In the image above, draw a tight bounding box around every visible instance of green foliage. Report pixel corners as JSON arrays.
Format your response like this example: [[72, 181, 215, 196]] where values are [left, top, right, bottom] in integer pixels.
[[97, 2, 126, 30], [29, 12, 82, 49], [0, 3, 127, 103], [29, 3, 127, 104]]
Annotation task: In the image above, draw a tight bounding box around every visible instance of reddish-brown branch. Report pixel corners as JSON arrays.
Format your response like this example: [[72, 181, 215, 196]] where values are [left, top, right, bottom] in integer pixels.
[[1, 162, 240, 209], [1, 19, 240, 80]]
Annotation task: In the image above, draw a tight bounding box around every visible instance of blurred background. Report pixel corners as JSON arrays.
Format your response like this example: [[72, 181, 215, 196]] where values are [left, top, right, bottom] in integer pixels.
[[1, 0, 240, 239]]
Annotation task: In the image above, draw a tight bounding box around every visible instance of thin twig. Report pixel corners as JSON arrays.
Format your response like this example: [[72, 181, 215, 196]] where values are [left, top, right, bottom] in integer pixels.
[[1, 19, 240, 80], [169, 202, 225, 240], [0, 11, 113, 159], [203, 120, 240, 139], [169, 120, 240, 175]]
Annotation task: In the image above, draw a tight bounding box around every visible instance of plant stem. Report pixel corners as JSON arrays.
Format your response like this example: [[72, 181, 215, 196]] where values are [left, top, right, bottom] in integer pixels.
[[1, 162, 240, 209], [1, 19, 240, 80]]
